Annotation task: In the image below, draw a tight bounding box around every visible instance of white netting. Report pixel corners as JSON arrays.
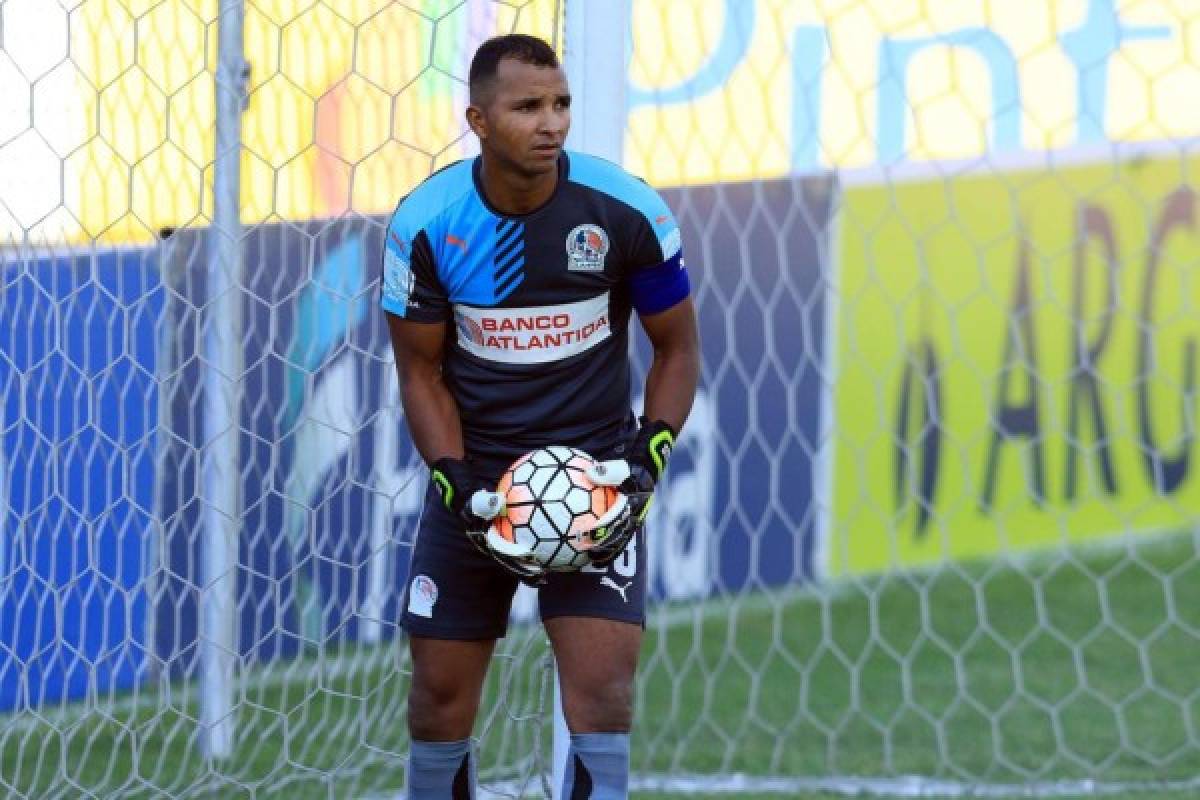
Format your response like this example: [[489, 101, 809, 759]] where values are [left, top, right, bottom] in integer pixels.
[[2, 1, 1200, 798], [1, 1, 564, 797]]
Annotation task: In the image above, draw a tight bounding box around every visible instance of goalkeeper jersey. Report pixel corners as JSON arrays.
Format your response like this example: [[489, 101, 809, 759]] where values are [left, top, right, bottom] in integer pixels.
[[381, 151, 688, 471]]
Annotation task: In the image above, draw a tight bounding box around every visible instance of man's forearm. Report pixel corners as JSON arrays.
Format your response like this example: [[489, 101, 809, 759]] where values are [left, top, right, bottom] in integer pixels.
[[398, 367, 466, 465], [642, 348, 700, 434]]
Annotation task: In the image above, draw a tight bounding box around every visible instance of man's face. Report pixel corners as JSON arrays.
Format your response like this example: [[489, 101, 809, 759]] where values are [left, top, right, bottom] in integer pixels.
[[470, 58, 571, 177]]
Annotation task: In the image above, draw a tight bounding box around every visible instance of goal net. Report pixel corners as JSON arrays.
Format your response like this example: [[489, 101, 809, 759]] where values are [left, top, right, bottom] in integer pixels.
[[2, 0, 1200, 798]]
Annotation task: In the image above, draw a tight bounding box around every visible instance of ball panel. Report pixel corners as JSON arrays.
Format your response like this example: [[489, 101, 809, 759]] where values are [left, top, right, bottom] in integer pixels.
[[563, 485, 591, 515], [528, 507, 557, 541], [512, 460, 536, 485], [529, 448, 560, 468], [505, 499, 534, 526], [506, 484, 535, 506], [528, 464, 557, 497], [541, 470, 572, 503], [547, 445, 576, 464], [544, 501, 573, 536]]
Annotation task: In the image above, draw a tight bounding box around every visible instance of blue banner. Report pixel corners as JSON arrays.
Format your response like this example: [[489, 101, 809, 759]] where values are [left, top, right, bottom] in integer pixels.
[[156, 221, 409, 671], [650, 178, 834, 595], [0, 248, 160, 711]]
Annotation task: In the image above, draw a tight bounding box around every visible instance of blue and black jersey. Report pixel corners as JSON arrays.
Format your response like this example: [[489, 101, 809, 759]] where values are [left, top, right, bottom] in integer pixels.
[[381, 151, 689, 472]]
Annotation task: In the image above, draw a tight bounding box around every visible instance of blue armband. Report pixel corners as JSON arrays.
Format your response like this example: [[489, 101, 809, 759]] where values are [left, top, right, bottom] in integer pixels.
[[630, 252, 690, 315]]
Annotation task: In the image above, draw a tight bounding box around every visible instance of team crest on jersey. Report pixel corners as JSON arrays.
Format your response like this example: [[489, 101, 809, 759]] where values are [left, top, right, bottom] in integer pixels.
[[566, 224, 609, 271]]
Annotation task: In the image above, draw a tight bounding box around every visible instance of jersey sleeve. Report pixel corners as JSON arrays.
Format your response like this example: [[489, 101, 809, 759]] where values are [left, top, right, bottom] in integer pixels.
[[627, 184, 690, 316], [380, 206, 449, 322]]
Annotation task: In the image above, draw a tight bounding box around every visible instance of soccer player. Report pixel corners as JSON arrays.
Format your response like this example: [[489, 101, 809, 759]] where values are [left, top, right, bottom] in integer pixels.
[[381, 33, 700, 799]]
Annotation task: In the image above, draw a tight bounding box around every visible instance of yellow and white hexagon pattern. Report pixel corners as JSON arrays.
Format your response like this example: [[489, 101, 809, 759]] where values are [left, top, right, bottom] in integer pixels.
[[1, 0, 1197, 245]]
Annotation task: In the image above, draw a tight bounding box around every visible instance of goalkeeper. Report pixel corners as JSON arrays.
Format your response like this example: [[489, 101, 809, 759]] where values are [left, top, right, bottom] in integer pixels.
[[381, 33, 700, 799]]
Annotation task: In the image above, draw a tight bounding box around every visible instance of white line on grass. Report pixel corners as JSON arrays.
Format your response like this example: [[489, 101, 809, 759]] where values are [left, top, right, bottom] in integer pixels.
[[635, 772, 1200, 797], [363, 772, 1200, 799]]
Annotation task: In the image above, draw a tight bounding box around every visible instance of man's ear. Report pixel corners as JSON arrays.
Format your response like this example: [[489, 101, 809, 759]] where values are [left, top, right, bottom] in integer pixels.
[[466, 105, 487, 140]]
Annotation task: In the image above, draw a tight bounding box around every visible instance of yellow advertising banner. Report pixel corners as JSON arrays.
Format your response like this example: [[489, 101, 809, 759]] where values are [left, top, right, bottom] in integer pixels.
[[4, 0, 1200, 246], [625, 0, 1200, 183], [830, 156, 1200, 576]]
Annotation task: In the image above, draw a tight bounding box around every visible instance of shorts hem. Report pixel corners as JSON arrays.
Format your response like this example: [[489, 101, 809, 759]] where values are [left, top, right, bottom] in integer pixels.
[[539, 607, 645, 628], [402, 620, 508, 641]]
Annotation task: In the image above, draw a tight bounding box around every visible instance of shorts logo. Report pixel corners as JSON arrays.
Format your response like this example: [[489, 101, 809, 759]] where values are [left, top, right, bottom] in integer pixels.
[[407, 574, 438, 618], [566, 224, 609, 271], [601, 576, 633, 603]]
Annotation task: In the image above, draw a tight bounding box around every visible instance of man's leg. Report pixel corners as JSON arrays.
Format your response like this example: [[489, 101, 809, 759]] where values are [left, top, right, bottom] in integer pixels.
[[406, 636, 496, 799], [402, 480, 520, 798], [545, 616, 642, 799]]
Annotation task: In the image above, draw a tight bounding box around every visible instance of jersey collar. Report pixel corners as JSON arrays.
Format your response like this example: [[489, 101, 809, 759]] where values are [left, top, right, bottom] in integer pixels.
[[472, 153, 568, 220]]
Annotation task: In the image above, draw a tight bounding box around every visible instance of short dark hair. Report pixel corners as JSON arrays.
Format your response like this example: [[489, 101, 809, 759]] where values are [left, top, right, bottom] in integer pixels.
[[468, 34, 559, 103]]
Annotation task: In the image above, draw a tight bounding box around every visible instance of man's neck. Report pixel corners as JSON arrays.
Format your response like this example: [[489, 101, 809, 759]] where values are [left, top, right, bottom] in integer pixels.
[[478, 156, 559, 215]]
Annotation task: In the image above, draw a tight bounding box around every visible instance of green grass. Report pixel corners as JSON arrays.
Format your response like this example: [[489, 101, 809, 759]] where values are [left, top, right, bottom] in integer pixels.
[[650, 794, 1196, 800], [3, 531, 1199, 798]]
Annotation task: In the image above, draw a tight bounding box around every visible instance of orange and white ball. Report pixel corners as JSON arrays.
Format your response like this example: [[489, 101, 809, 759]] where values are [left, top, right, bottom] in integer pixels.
[[492, 446, 620, 572]]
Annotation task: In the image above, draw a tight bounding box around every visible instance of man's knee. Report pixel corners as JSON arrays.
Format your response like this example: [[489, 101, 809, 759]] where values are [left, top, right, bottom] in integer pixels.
[[562, 676, 635, 732], [546, 616, 642, 733], [408, 673, 480, 740], [407, 637, 495, 741]]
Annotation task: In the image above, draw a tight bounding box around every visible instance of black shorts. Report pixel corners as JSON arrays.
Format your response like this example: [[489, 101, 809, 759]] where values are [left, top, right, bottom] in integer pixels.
[[400, 484, 647, 640]]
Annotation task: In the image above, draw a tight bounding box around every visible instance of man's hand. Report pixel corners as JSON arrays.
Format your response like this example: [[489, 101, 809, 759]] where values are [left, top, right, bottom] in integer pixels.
[[583, 419, 676, 564], [430, 457, 549, 583], [430, 458, 504, 550]]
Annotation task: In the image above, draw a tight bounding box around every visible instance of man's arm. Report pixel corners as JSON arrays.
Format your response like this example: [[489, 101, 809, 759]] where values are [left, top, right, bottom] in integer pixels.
[[638, 296, 701, 433], [386, 313, 464, 464], [581, 296, 699, 560]]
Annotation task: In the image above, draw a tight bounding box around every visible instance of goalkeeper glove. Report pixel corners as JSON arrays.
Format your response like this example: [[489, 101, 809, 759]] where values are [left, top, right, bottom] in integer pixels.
[[429, 457, 504, 548], [430, 457, 545, 583], [584, 418, 676, 564]]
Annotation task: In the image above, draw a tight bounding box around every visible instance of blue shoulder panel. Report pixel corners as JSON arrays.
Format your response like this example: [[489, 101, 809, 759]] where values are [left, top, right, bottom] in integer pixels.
[[386, 160, 476, 240], [382, 160, 480, 316], [565, 151, 681, 260], [437, 192, 510, 306]]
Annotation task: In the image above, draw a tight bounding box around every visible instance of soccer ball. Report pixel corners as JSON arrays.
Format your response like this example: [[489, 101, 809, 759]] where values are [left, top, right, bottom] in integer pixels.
[[488, 446, 622, 572]]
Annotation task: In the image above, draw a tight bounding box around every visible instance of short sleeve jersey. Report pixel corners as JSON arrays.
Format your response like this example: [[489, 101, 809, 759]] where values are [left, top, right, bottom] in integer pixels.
[[381, 151, 687, 469]]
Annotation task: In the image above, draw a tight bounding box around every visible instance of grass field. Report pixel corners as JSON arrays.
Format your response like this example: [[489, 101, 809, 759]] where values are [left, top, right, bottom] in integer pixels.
[[2, 530, 1198, 798]]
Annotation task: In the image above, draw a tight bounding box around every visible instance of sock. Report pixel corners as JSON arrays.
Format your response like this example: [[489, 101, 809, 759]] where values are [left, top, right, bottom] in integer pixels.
[[407, 738, 474, 800], [561, 732, 630, 800]]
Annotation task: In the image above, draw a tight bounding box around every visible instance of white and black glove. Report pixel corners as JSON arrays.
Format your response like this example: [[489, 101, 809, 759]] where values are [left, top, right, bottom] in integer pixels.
[[430, 457, 504, 546], [584, 418, 676, 566]]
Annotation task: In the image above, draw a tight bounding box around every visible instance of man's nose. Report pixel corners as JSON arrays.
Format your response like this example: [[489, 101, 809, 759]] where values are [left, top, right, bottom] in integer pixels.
[[540, 108, 568, 134]]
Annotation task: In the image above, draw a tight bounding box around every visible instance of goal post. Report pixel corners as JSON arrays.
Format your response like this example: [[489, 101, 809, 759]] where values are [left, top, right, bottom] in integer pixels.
[[556, 1, 632, 796], [198, 0, 249, 762]]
